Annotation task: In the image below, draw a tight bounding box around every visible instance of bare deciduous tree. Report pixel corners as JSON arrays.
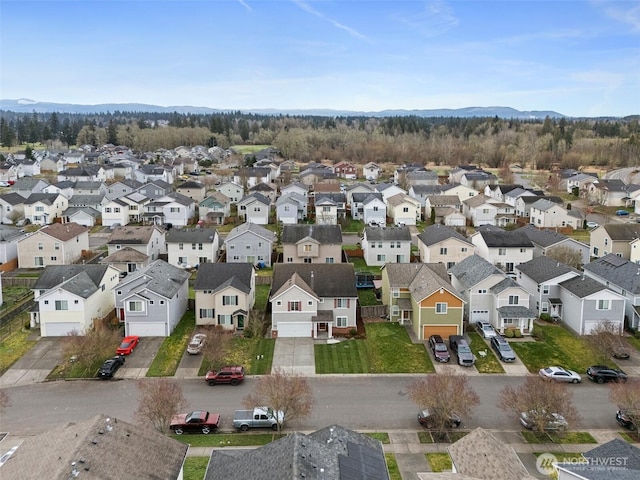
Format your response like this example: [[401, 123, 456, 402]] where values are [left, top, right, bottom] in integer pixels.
[[135, 378, 188, 434], [610, 377, 640, 430], [499, 376, 580, 433], [407, 371, 480, 438], [586, 320, 625, 360], [201, 326, 233, 372], [243, 367, 314, 432], [61, 327, 122, 376], [546, 246, 583, 269]]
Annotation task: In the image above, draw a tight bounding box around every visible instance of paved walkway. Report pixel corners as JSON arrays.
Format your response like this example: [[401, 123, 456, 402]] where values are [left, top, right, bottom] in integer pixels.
[[270, 338, 315, 375]]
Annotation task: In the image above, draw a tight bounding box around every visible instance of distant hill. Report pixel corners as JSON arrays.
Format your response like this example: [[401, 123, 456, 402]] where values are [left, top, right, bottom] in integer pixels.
[[0, 98, 566, 119]]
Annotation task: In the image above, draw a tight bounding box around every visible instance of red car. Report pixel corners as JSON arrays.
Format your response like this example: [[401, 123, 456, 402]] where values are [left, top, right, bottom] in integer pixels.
[[116, 335, 140, 355], [205, 365, 245, 386]]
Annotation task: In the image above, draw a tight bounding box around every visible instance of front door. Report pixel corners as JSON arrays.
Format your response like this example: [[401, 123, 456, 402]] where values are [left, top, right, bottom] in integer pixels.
[[237, 314, 245, 330]]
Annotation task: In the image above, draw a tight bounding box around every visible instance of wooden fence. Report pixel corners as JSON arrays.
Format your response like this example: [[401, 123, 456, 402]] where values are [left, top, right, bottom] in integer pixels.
[[359, 305, 388, 319]]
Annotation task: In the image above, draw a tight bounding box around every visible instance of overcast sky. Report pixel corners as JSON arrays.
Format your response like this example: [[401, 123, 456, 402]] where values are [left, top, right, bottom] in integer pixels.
[[1, 0, 638, 117]]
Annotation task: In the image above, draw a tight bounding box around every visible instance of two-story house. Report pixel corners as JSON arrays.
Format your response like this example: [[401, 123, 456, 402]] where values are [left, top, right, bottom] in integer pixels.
[[471, 226, 534, 275], [199, 192, 231, 225], [0, 193, 26, 224], [314, 196, 338, 225], [23, 193, 69, 225], [275, 192, 308, 224], [224, 222, 276, 267], [216, 181, 244, 204], [362, 162, 381, 181], [416, 224, 474, 268], [233, 167, 272, 188], [361, 226, 412, 266], [166, 227, 220, 268], [529, 198, 583, 229], [175, 180, 206, 203], [280, 182, 309, 198], [106, 225, 166, 263], [351, 192, 385, 223], [270, 263, 358, 338], [237, 193, 271, 225], [386, 193, 421, 226], [143, 192, 195, 227], [333, 161, 358, 179], [518, 225, 590, 266], [282, 224, 343, 264], [194, 263, 255, 331], [590, 224, 640, 259], [17, 222, 89, 268]]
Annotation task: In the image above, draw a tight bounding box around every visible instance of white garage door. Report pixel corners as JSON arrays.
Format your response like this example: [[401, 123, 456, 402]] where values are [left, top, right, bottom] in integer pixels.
[[128, 322, 167, 337], [277, 322, 312, 338], [43, 322, 83, 337], [471, 310, 490, 323]]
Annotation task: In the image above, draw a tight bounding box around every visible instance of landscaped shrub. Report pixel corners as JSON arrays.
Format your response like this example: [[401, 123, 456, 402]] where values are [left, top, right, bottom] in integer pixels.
[[540, 313, 552, 323], [505, 329, 515, 338], [514, 329, 522, 338], [349, 328, 358, 337]]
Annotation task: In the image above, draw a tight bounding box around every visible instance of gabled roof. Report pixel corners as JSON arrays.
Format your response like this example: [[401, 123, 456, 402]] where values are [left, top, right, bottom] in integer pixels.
[[417, 224, 472, 247], [275, 192, 306, 207], [556, 439, 640, 480], [100, 246, 150, 264], [68, 194, 105, 206], [351, 192, 383, 203], [194, 263, 253, 294], [225, 222, 276, 243], [107, 225, 164, 245], [364, 226, 411, 241], [238, 192, 270, 206], [0, 414, 188, 480], [270, 271, 319, 300], [166, 227, 218, 243], [271, 264, 357, 298], [517, 225, 570, 248], [449, 255, 503, 288], [559, 275, 609, 298], [282, 224, 342, 244], [474, 227, 533, 248], [530, 198, 566, 211], [64, 206, 100, 218], [23, 192, 63, 205], [34, 222, 89, 242], [33, 264, 111, 290], [120, 260, 189, 299], [584, 254, 640, 294], [249, 182, 276, 192], [176, 180, 204, 189], [601, 223, 640, 241], [410, 184, 448, 195], [591, 178, 628, 192], [0, 192, 27, 205], [281, 181, 308, 192], [425, 195, 460, 205], [463, 193, 494, 208], [316, 192, 346, 204], [516, 256, 578, 283], [490, 277, 522, 294], [386, 193, 418, 207]]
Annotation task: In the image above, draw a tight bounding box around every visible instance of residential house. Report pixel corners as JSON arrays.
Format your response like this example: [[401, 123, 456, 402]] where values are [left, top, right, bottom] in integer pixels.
[[30, 264, 120, 336], [104, 178, 143, 201], [351, 192, 385, 223], [282, 224, 343, 264], [248, 182, 277, 204], [106, 225, 166, 262], [143, 192, 195, 227], [134, 164, 174, 184], [0, 414, 189, 480], [314, 195, 338, 225], [462, 194, 499, 227], [194, 263, 255, 331], [460, 170, 498, 189], [17, 222, 89, 268], [136, 179, 173, 200], [515, 195, 562, 218], [442, 182, 481, 203], [23, 193, 69, 225], [39, 154, 64, 172], [101, 192, 149, 227], [199, 193, 231, 225], [42, 180, 74, 199], [333, 160, 358, 179], [424, 195, 465, 225], [0, 225, 27, 271], [587, 179, 635, 207], [70, 180, 107, 196], [57, 165, 107, 183], [417, 224, 474, 268], [503, 187, 537, 207], [205, 425, 388, 480], [555, 275, 625, 335], [63, 206, 100, 227], [224, 222, 276, 267], [386, 193, 421, 226], [518, 225, 590, 265], [484, 184, 523, 202], [584, 253, 640, 330], [530, 198, 583, 229], [448, 165, 480, 184], [449, 255, 536, 334], [11, 177, 49, 198], [67, 193, 107, 213], [176, 180, 206, 203], [363, 162, 382, 181], [394, 163, 425, 185], [406, 169, 439, 186], [270, 263, 358, 338], [299, 166, 337, 185], [0, 163, 19, 183], [471, 226, 534, 275], [381, 263, 465, 339], [590, 224, 640, 259], [275, 192, 308, 224], [555, 438, 640, 480], [362, 226, 412, 266], [344, 182, 375, 205], [233, 167, 272, 188], [166, 227, 220, 268], [0, 193, 25, 224], [100, 247, 151, 275], [114, 260, 189, 336], [237, 193, 271, 225], [408, 184, 447, 206], [566, 172, 598, 195], [280, 182, 309, 198], [516, 256, 580, 320], [375, 183, 407, 202]]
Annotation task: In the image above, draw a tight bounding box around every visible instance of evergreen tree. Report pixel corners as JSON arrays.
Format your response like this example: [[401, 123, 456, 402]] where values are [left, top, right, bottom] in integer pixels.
[[0, 118, 15, 147], [107, 120, 118, 145]]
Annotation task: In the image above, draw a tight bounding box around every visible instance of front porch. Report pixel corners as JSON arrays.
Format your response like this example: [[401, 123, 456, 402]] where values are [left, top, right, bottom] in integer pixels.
[[497, 306, 536, 335]]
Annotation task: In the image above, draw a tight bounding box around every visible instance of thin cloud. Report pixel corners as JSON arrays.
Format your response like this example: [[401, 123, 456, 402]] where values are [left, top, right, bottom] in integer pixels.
[[292, 0, 372, 43], [392, 0, 459, 38], [592, 0, 640, 31], [237, 0, 252, 12]]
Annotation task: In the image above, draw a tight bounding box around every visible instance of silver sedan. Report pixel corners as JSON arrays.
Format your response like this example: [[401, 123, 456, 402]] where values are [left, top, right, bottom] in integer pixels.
[[539, 366, 582, 383]]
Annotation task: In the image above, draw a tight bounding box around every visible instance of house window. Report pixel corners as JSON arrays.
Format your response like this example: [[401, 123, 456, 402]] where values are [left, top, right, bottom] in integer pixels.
[[508, 295, 519, 305], [604, 239, 609, 246], [114, 207, 120, 213], [223, 295, 238, 306], [503, 318, 514, 325], [54, 243, 60, 250], [440, 247, 448, 255], [128, 301, 144, 312], [373, 206, 379, 212], [304, 257, 312, 263], [149, 300, 154, 305], [303, 244, 312, 252], [199, 308, 214, 318], [325, 257, 334, 264], [323, 206, 330, 212], [377, 254, 386, 262], [435, 303, 447, 314], [597, 300, 610, 310], [55, 300, 68, 311], [498, 248, 506, 256], [178, 243, 184, 250], [35, 206, 44, 212], [378, 242, 382, 248], [276, 301, 282, 306], [478, 289, 487, 294], [34, 256, 44, 266], [593, 247, 599, 256], [170, 207, 180, 213], [178, 257, 187, 264], [160, 300, 165, 305], [447, 261, 455, 269], [37, 242, 43, 251], [229, 245, 235, 249], [390, 242, 394, 248], [233, 255, 240, 260], [520, 248, 526, 253], [396, 241, 401, 248], [192, 243, 196, 250], [335, 299, 349, 308], [541, 302, 549, 312], [287, 257, 293, 263], [288, 301, 301, 311], [461, 247, 467, 252], [392, 288, 399, 298], [105, 207, 112, 213], [371, 243, 375, 248], [50, 256, 57, 261], [218, 314, 232, 325], [336, 316, 348, 327], [542, 285, 550, 295]]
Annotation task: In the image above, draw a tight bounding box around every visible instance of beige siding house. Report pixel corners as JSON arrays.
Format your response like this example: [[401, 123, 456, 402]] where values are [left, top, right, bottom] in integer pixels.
[[417, 224, 474, 268], [281, 224, 343, 264], [17, 222, 89, 268]]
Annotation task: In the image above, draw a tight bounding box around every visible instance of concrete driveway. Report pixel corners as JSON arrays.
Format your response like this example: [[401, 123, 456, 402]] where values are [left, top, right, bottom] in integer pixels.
[[271, 338, 315, 375], [116, 337, 165, 379], [0, 337, 63, 386]]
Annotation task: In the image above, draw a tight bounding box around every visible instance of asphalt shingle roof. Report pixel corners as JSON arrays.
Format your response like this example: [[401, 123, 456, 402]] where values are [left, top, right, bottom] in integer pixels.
[[166, 227, 218, 243], [474, 227, 533, 248], [602, 223, 640, 241], [364, 226, 412, 241], [517, 225, 568, 247], [449, 255, 502, 288], [120, 260, 190, 298], [559, 275, 608, 298], [583, 253, 640, 294], [271, 264, 357, 298], [225, 222, 276, 243], [282, 224, 343, 244], [516, 256, 578, 283], [33, 265, 110, 290], [556, 439, 640, 480], [417, 224, 472, 247], [194, 263, 253, 294]]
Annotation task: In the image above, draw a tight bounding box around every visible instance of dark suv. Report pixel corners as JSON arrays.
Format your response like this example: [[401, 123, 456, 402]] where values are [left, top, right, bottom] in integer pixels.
[[616, 409, 637, 431], [449, 335, 475, 367], [490, 336, 516, 362], [586, 365, 628, 384], [428, 335, 450, 363], [205, 365, 245, 386]]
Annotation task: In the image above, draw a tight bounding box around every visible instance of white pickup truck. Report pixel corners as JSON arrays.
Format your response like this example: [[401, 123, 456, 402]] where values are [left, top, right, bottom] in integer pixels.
[[232, 406, 284, 431]]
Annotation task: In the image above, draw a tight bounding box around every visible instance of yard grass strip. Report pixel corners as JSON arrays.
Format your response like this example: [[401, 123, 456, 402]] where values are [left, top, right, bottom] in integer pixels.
[[366, 432, 390, 444], [466, 332, 505, 374], [522, 431, 597, 444], [170, 432, 284, 447], [385, 453, 402, 480], [183, 457, 209, 480], [426, 452, 452, 472], [146, 311, 195, 377], [0, 313, 37, 376]]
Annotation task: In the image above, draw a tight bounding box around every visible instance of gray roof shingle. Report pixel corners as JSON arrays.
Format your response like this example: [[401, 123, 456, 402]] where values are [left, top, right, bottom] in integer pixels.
[[474, 227, 533, 248], [417, 224, 472, 247], [583, 253, 640, 294], [448, 255, 503, 288], [282, 224, 343, 244], [33, 265, 110, 291], [271, 264, 357, 298], [194, 263, 253, 294], [364, 226, 412, 241], [559, 275, 608, 298], [120, 260, 190, 298], [516, 256, 579, 283], [166, 227, 218, 243], [556, 439, 640, 480]]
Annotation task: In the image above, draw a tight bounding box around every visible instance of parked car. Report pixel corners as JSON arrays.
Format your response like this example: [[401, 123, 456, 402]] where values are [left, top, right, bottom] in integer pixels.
[[586, 365, 628, 384], [586, 221, 599, 229], [116, 335, 139, 355], [612, 340, 631, 360], [539, 366, 582, 383], [417, 409, 461, 429], [368, 220, 381, 227], [616, 409, 637, 431], [520, 411, 568, 431], [428, 335, 450, 363], [449, 335, 476, 366], [616, 210, 630, 216], [233, 407, 284, 431], [187, 333, 207, 354], [170, 410, 221, 435], [490, 336, 516, 362], [205, 365, 245, 386], [97, 355, 125, 379], [476, 321, 497, 339], [0, 181, 10, 187]]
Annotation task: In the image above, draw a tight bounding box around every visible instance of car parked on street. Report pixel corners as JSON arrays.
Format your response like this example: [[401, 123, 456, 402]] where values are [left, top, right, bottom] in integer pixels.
[[616, 210, 630, 216], [116, 335, 139, 355], [205, 365, 245, 386], [586, 365, 628, 383], [187, 333, 207, 354], [428, 335, 450, 363], [170, 410, 220, 435], [476, 321, 497, 339], [449, 335, 476, 366], [539, 366, 582, 383], [417, 409, 461, 429], [490, 336, 516, 362], [616, 409, 637, 431], [520, 410, 568, 431], [97, 355, 125, 379]]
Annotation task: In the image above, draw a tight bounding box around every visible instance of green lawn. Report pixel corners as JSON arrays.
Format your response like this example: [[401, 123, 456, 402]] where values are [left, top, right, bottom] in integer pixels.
[[170, 432, 284, 447], [341, 219, 365, 233], [358, 289, 379, 306], [366, 432, 390, 444], [184, 457, 209, 480], [0, 313, 37, 375], [348, 257, 382, 274], [522, 431, 597, 444], [385, 453, 402, 480], [315, 322, 434, 373], [626, 334, 640, 352], [510, 323, 609, 373], [146, 312, 195, 377], [230, 144, 273, 154], [466, 332, 505, 374], [426, 453, 452, 472], [254, 284, 271, 311]]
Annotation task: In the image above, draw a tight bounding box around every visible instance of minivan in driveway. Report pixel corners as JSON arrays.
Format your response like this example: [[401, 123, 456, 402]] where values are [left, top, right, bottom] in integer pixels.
[[491, 336, 516, 362], [449, 335, 476, 366]]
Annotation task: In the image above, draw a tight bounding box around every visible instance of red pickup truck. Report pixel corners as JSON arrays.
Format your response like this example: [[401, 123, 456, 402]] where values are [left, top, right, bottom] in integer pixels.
[[170, 410, 220, 435]]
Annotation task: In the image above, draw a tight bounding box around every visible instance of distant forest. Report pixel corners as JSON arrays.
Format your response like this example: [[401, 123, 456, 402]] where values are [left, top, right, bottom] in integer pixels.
[[1, 110, 638, 170]]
